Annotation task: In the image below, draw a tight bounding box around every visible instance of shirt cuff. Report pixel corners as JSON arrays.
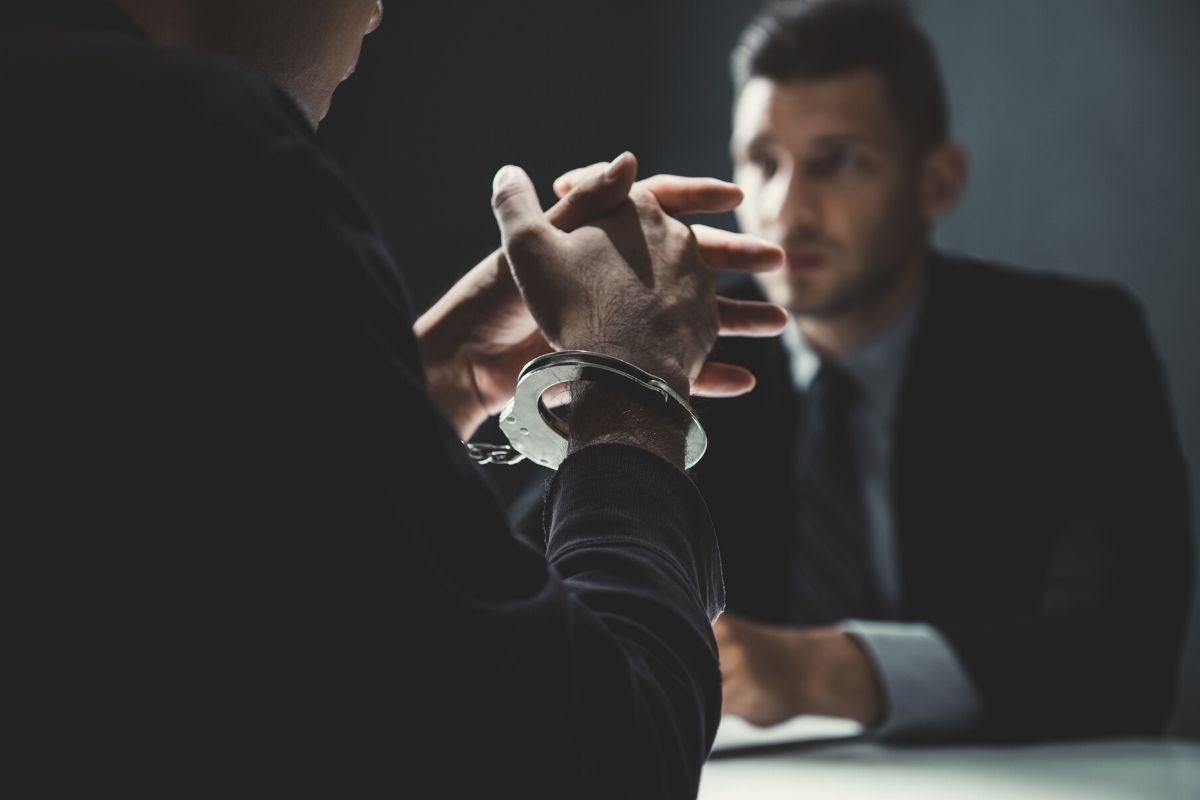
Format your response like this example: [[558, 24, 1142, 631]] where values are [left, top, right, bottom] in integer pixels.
[[842, 619, 983, 740]]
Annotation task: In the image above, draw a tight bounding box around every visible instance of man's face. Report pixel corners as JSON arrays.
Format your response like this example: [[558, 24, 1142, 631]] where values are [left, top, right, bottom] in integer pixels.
[[200, 0, 384, 126], [295, 0, 384, 124], [732, 71, 929, 319]]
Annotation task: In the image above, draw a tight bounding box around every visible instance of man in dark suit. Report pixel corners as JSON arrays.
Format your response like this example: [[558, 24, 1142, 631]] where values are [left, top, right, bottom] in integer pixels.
[[3, 1, 788, 795], [692, 0, 1191, 741]]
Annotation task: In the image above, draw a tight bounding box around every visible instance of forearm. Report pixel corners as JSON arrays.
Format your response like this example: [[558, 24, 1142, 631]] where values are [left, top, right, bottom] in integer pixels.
[[936, 605, 1187, 740], [935, 475, 1189, 739], [545, 444, 724, 797], [791, 627, 887, 727], [568, 381, 690, 470]]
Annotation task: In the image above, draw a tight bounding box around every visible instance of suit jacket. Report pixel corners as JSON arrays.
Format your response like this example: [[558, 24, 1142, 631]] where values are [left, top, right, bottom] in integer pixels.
[[695, 254, 1192, 741], [3, 3, 723, 796]]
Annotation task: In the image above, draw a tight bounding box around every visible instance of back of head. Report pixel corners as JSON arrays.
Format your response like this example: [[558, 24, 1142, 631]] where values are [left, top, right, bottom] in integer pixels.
[[732, 0, 948, 155]]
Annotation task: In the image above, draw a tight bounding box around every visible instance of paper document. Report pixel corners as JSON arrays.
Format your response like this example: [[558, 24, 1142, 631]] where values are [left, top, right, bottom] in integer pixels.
[[711, 715, 864, 752]]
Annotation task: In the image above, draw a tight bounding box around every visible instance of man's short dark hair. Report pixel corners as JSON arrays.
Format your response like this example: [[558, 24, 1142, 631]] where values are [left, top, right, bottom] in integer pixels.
[[732, 0, 949, 154]]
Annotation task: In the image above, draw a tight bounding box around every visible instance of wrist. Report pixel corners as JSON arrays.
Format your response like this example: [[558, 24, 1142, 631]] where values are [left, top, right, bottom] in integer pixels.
[[559, 339, 691, 401], [805, 630, 885, 726], [568, 380, 689, 470]]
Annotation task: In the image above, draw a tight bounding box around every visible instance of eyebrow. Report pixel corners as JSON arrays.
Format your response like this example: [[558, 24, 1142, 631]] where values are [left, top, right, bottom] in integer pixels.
[[731, 130, 886, 158], [730, 133, 772, 157]]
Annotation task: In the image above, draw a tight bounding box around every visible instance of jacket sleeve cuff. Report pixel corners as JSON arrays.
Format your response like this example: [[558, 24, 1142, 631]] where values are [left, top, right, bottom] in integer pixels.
[[842, 619, 983, 740], [545, 443, 725, 621]]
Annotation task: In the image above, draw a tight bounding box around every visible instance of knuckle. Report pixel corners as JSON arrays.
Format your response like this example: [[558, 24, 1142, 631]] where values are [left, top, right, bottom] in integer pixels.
[[503, 223, 543, 253], [629, 186, 663, 217], [629, 184, 654, 204], [665, 217, 696, 250], [557, 190, 590, 217], [490, 183, 523, 212]]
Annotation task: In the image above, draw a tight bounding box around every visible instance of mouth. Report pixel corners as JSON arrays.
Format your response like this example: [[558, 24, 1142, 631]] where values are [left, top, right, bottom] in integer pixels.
[[785, 248, 827, 273]]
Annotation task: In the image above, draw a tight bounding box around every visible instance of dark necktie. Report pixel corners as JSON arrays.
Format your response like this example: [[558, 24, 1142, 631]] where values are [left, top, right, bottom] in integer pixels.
[[789, 361, 879, 624]]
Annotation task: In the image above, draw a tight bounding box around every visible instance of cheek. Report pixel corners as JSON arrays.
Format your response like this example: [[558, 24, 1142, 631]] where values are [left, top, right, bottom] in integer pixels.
[[733, 175, 765, 235], [326, 5, 376, 77], [823, 181, 904, 252], [734, 203, 756, 237]]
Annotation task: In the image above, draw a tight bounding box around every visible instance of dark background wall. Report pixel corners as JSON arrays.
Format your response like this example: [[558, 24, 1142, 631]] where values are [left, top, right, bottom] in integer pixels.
[[319, 0, 664, 307], [320, 0, 1200, 735]]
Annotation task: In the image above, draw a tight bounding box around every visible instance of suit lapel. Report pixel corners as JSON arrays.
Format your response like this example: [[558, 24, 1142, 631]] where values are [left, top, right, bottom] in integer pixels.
[[894, 255, 975, 617]]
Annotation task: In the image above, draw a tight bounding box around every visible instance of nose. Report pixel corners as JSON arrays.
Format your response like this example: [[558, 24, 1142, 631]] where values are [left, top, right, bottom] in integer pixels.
[[762, 167, 820, 233]]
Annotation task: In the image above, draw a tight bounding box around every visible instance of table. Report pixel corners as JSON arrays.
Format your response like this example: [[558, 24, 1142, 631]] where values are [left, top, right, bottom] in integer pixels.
[[700, 737, 1200, 799]]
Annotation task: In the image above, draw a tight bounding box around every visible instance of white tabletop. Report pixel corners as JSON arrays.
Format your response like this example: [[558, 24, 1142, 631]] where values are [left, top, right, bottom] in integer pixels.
[[701, 736, 1200, 799]]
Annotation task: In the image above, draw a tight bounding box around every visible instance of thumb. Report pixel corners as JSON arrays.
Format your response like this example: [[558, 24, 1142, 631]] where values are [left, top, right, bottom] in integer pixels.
[[491, 165, 549, 245]]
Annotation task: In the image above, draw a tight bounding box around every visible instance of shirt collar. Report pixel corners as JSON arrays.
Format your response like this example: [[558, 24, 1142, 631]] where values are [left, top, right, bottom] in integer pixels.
[[781, 278, 926, 422]]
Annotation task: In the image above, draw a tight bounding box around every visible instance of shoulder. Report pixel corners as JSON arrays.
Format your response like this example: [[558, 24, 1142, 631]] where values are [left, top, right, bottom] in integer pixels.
[[3, 23, 378, 239], [929, 252, 1147, 344], [933, 252, 1138, 312], [2, 25, 313, 161], [3, 23, 412, 323]]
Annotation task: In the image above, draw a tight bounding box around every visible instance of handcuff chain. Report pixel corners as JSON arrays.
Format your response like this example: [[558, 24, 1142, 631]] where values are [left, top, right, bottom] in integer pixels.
[[464, 442, 527, 466]]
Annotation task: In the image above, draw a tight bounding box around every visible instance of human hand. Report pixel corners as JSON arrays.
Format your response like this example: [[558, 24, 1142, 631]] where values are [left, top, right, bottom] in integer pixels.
[[715, 614, 884, 727], [549, 158, 792, 394], [490, 154, 784, 399], [416, 154, 786, 440]]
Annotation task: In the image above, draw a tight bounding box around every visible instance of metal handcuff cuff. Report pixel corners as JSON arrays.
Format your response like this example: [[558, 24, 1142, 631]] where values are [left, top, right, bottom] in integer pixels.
[[465, 350, 708, 470]]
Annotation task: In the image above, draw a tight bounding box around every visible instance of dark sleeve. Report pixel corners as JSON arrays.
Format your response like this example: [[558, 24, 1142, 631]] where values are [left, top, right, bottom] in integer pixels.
[[209, 138, 726, 796], [935, 289, 1192, 741], [508, 471, 553, 550], [6, 43, 721, 795]]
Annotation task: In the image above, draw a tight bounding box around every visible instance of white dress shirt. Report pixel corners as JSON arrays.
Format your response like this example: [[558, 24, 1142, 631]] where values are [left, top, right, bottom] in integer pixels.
[[780, 292, 983, 739]]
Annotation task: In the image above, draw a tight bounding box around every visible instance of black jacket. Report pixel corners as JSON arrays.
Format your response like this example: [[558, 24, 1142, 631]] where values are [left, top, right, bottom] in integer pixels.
[[3, 3, 723, 795], [696, 255, 1191, 741]]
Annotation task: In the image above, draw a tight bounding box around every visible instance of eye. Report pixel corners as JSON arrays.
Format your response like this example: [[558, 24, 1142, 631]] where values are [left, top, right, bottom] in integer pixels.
[[747, 151, 779, 179], [808, 146, 865, 178]]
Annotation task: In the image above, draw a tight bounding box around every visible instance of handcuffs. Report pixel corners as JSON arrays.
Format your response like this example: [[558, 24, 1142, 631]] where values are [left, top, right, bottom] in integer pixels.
[[465, 350, 708, 470]]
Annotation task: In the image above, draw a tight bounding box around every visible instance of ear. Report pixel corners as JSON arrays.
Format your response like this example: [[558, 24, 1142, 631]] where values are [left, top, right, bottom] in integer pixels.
[[919, 141, 968, 222]]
